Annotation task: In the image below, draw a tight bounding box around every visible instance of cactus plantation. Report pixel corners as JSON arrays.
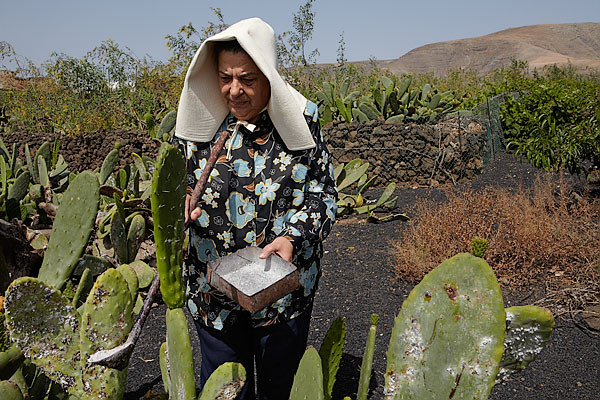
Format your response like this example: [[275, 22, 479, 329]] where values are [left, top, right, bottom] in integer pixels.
[[0, 138, 561, 399]]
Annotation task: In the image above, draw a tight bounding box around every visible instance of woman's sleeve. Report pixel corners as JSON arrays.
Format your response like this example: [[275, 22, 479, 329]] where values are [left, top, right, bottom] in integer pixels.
[[280, 114, 338, 252]]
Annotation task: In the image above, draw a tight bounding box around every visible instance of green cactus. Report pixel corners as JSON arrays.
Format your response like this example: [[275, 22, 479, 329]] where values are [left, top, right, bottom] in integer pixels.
[[100, 147, 119, 185], [319, 317, 345, 400], [4, 277, 82, 395], [159, 342, 170, 395], [471, 237, 488, 258], [111, 210, 129, 264], [38, 171, 100, 289], [158, 110, 177, 141], [116, 264, 140, 304], [152, 145, 186, 309], [128, 260, 156, 289], [127, 214, 146, 262], [80, 268, 134, 400], [289, 346, 325, 400], [0, 345, 24, 380], [497, 305, 554, 383], [357, 314, 378, 400], [72, 267, 93, 308], [198, 362, 247, 400], [0, 380, 24, 400], [73, 254, 112, 277], [145, 112, 157, 139], [37, 156, 49, 189], [5, 266, 139, 400], [7, 171, 30, 201], [165, 308, 196, 400], [385, 253, 505, 400]]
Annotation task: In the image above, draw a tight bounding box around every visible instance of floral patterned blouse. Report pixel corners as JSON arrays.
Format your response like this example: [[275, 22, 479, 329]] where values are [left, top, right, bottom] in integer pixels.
[[173, 101, 337, 330]]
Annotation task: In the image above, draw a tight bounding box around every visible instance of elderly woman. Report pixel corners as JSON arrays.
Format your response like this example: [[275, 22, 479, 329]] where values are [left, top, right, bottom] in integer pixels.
[[172, 17, 337, 399]]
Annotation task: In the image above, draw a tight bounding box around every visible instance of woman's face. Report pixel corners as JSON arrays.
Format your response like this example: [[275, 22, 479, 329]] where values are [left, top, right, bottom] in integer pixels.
[[217, 51, 271, 123]]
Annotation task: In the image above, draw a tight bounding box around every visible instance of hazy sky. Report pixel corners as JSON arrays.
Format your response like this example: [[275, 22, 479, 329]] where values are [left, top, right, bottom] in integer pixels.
[[2, 0, 599, 68]]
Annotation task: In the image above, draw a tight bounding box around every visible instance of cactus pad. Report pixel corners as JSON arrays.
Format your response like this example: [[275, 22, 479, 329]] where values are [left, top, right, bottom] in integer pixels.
[[4, 277, 81, 395], [80, 268, 134, 400], [385, 253, 505, 399], [152, 145, 186, 309], [290, 346, 325, 400], [198, 362, 246, 400], [38, 171, 100, 289], [159, 342, 170, 395], [128, 260, 156, 289], [319, 317, 345, 399], [497, 305, 554, 382], [166, 308, 196, 399], [0, 380, 24, 400]]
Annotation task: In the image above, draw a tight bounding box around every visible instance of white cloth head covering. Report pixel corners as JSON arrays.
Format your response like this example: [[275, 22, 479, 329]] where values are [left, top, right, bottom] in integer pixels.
[[175, 17, 316, 150]]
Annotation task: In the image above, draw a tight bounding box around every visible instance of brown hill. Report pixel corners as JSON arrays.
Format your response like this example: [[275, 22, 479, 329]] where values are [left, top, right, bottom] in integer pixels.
[[378, 22, 600, 75]]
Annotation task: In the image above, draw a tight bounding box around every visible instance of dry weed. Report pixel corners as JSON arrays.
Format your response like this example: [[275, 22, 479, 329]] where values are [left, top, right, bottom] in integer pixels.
[[392, 175, 600, 292]]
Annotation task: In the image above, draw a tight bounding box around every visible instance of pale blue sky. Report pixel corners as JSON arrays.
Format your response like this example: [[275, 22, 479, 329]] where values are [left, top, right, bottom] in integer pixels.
[[1, 0, 599, 68]]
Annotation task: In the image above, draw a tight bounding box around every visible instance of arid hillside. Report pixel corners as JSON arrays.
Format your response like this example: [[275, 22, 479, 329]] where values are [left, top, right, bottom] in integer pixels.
[[377, 22, 600, 75]]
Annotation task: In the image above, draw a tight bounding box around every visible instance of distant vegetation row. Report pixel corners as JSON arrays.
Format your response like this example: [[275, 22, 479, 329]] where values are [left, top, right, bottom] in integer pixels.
[[1, 4, 599, 174]]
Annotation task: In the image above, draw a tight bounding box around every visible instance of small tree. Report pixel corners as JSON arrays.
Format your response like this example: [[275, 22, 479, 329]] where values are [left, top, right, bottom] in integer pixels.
[[277, 0, 319, 74], [164, 7, 228, 75]]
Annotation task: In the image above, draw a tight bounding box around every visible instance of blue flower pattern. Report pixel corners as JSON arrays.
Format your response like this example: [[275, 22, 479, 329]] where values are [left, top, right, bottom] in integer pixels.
[[174, 103, 337, 330]]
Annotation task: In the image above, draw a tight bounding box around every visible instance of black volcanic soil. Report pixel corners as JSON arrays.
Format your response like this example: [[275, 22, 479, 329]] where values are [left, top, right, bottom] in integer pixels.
[[3, 130, 599, 399]]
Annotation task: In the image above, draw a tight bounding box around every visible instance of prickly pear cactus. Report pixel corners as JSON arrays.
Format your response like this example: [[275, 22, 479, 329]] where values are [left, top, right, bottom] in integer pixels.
[[4, 277, 82, 395], [385, 253, 505, 400], [0, 344, 24, 381], [79, 268, 135, 400], [116, 264, 139, 304], [0, 380, 24, 399], [127, 213, 146, 262], [198, 362, 246, 400], [166, 308, 196, 400], [289, 346, 325, 400], [319, 317, 345, 400], [128, 260, 156, 289], [38, 171, 100, 289], [159, 342, 170, 395], [152, 145, 186, 309], [471, 237, 488, 258], [496, 305, 554, 382], [357, 314, 378, 400]]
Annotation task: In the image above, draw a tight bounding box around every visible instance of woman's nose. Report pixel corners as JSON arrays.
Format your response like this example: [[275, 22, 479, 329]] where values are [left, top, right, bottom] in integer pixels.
[[230, 79, 243, 96]]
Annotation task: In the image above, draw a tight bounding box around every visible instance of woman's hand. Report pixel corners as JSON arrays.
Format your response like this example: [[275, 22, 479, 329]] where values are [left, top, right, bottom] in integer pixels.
[[185, 195, 203, 225], [260, 237, 293, 262]]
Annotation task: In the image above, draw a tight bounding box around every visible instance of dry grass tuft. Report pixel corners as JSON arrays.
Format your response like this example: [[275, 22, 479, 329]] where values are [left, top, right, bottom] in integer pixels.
[[392, 175, 600, 292]]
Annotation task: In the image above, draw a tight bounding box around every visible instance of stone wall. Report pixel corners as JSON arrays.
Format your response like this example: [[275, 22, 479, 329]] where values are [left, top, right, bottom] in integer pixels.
[[322, 118, 489, 187]]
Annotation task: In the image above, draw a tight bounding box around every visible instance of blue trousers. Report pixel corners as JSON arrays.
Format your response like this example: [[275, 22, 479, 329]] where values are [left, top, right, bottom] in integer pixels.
[[194, 307, 313, 400]]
